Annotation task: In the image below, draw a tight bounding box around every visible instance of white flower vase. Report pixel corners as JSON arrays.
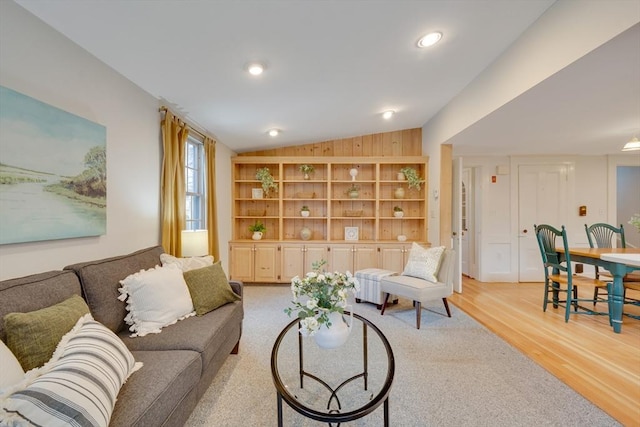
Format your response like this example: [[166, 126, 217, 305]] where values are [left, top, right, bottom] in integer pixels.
[[252, 231, 263, 240], [314, 309, 353, 349]]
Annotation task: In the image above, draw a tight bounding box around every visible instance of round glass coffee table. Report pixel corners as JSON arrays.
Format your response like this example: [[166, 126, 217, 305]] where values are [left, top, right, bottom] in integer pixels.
[[271, 312, 395, 426]]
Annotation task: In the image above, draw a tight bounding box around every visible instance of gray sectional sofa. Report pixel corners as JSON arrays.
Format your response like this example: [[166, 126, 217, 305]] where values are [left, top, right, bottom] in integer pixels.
[[0, 246, 243, 427]]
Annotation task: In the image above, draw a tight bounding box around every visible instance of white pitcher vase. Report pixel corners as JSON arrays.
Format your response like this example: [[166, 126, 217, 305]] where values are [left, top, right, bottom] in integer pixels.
[[314, 308, 353, 349]]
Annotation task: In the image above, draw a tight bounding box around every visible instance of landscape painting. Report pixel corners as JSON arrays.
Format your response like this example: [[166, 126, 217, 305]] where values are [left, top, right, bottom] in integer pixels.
[[0, 86, 106, 244]]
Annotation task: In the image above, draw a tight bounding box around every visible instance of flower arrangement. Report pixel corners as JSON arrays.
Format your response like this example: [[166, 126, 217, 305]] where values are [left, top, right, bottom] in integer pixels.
[[255, 167, 278, 197], [301, 205, 310, 212], [629, 214, 640, 232], [399, 167, 425, 191], [284, 260, 360, 336], [393, 206, 403, 212]]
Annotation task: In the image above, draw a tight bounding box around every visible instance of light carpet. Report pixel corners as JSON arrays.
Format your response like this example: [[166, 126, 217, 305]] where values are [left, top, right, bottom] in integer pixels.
[[185, 285, 619, 426]]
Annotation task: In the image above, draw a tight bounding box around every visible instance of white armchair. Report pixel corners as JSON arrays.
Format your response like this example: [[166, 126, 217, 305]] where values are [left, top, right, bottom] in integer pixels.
[[379, 249, 455, 329]]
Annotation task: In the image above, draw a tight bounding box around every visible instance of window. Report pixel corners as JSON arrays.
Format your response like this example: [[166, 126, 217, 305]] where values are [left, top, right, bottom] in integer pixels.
[[185, 136, 206, 230]]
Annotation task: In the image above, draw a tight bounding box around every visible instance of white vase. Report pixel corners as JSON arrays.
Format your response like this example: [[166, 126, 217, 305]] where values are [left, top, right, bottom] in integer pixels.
[[314, 310, 353, 349], [252, 231, 263, 240], [301, 210, 310, 217], [397, 172, 406, 181], [394, 211, 404, 218]]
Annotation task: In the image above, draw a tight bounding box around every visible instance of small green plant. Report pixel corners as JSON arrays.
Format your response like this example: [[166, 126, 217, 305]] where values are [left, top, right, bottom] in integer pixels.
[[249, 221, 266, 233], [299, 164, 315, 175], [256, 167, 278, 197], [301, 205, 310, 212], [399, 167, 425, 191], [345, 184, 360, 194], [393, 206, 403, 212], [630, 213, 640, 232]]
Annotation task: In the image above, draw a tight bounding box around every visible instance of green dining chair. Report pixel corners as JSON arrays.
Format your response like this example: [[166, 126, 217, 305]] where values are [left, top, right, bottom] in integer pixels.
[[584, 223, 625, 304], [535, 224, 608, 322]]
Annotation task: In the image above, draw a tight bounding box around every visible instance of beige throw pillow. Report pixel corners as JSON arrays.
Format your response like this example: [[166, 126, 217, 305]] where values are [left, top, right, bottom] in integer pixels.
[[160, 253, 214, 272], [402, 243, 446, 283]]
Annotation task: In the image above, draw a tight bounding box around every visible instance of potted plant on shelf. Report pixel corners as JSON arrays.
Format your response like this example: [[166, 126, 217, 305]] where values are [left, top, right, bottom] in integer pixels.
[[399, 166, 425, 191], [249, 221, 266, 240], [393, 206, 404, 218], [300, 205, 310, 217], [299, 164, 315, 180], [256, 167, 278, 197], [346, 184, 360, 199]]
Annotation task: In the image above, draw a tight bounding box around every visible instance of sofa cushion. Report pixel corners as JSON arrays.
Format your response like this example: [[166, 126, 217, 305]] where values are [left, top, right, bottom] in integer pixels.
[[183, 262, 241, 316], [110, 349, 201, 427], [120, 301, 243, 373], [64, 246, 165, 333], [0, 270, 82, 342], [118, 263, 195, 337], [0, 314, 141, 427], [4, 294, 90, 371]]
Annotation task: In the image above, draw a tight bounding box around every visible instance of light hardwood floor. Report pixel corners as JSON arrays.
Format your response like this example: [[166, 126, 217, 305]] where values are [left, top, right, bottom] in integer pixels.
[[449, 278, 640, 426]]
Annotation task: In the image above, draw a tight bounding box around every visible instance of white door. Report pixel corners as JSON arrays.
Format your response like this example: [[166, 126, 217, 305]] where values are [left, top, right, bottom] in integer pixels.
[[518, 164, 568, 282], [452, 158, 462, 293], [461, 168, 471, 277]]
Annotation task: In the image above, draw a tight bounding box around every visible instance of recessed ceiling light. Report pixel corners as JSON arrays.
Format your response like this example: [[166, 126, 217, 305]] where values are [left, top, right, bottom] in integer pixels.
[[268, 129, 280, 137], [382, 110, 395, 120], [247, 62, 265, 75], [417, 32, 442, 48]]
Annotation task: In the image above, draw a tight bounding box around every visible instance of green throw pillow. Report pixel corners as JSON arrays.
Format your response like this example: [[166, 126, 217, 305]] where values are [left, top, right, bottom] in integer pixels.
[[4, 294, 90, 371], [183, 262, 240, 316]]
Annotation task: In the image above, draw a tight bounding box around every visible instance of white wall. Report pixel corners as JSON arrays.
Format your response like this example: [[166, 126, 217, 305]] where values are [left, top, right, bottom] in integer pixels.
[[0, 1, 238, 279], [462, 154, 639, 282]]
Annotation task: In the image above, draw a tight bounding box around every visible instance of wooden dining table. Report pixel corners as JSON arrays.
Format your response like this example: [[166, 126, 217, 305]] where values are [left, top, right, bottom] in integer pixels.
[[559, 247, 640, 333]]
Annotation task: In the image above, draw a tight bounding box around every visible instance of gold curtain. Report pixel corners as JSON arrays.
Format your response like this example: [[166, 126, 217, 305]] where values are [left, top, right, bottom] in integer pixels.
[[160, 111, 189, 256], [204, 136, 220, 261]]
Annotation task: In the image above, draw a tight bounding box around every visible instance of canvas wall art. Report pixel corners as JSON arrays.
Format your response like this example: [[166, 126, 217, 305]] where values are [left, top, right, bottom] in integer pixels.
[[0, 85, 106, 244]]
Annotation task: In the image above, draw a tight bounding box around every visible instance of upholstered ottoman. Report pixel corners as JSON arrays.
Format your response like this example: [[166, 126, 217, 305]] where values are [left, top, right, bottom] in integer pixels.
[[354, 268, 398, 309]]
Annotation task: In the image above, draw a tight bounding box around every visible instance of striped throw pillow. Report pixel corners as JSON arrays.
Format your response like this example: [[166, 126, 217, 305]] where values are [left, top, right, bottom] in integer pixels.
[[0, 314, 142, 427]]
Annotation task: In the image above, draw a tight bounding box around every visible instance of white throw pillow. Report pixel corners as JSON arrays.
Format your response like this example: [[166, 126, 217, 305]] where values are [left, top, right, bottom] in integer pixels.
[[118, 263, 195, 337], [0, 341, 24, 391], [402, 243, 446, 283], [0, 314, 142, 427], [160, 253, 214, 272]]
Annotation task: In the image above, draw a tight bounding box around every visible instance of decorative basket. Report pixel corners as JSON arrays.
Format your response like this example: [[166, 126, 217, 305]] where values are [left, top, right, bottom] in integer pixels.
[[296, 192, 316, 199], [248, 209, 266, 216], [344, 210, 363, 217]]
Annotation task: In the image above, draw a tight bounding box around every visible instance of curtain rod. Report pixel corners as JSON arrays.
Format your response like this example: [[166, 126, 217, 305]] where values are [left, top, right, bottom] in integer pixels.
[[159, 106, 213, 141]]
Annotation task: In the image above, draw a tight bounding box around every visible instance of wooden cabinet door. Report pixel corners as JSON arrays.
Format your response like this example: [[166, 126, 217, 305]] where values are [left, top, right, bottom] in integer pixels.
[[305, 245, 328, 273], [229, 244, 255, 282], [379, 244, 406, 272], [280, 244, 305, 282], [254, 244, 280, 282], [327, 244, 354, 273], [353, 245, 378, 271]]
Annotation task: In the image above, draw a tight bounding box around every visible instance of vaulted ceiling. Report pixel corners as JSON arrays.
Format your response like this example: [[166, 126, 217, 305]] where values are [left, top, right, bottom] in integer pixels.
[[14, 0, 640, 156]]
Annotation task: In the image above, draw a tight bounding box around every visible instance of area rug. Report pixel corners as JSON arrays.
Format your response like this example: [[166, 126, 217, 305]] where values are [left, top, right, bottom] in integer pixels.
[[185, 285, 619, 426]]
